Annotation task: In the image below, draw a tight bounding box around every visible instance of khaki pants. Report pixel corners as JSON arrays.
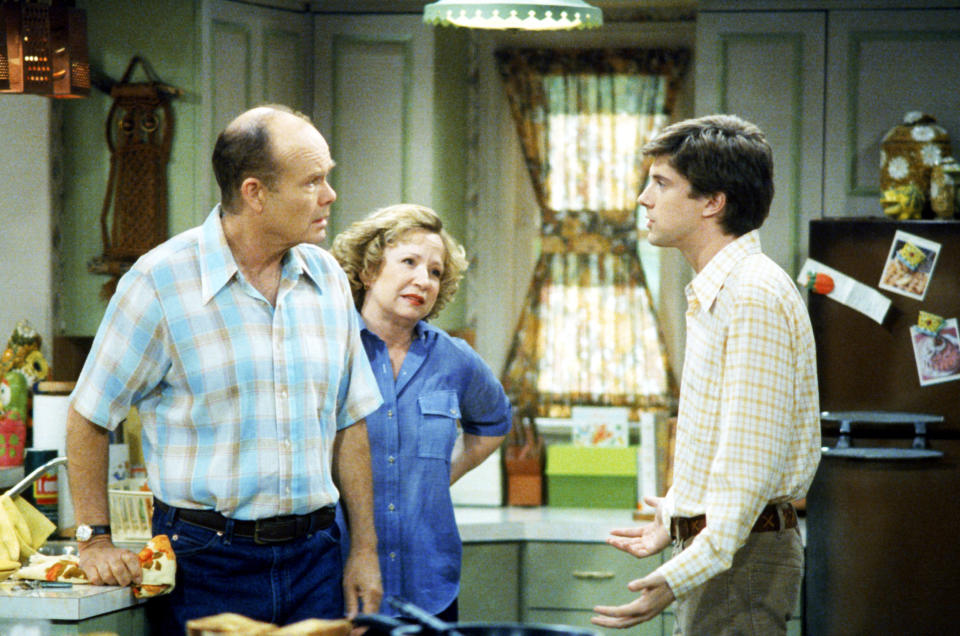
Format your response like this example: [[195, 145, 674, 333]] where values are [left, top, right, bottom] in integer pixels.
[[672, 527, 803, 635]]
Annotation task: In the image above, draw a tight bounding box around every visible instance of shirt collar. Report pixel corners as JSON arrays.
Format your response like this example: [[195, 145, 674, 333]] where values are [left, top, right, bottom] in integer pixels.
[[686, 230, 762, 311], [359, 313, 437, 342], [199, 205, 319, 303], [199, 205, 237, 304]]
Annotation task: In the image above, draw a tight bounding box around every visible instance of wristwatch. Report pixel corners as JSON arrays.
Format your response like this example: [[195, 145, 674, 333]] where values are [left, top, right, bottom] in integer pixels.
[[76, 524, 112, 542]]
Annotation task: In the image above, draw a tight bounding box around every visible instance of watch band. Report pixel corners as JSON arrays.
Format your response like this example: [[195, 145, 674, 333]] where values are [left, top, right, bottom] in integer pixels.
[[77, 524, 112, 541]]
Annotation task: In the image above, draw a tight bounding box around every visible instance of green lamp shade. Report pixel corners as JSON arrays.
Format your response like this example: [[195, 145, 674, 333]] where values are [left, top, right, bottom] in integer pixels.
[[423, 0, 603, 30]]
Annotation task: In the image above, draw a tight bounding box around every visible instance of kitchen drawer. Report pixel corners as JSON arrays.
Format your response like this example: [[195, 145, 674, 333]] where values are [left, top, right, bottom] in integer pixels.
[[523, 542, 661, 610], [525, 608, 663, 636]]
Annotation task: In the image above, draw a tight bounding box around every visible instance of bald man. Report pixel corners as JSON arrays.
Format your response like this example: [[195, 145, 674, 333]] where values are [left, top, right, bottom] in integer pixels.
[[67, 105, 383, 632]]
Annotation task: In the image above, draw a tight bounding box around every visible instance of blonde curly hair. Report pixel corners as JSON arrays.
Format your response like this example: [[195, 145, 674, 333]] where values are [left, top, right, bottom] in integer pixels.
[[331, 204, 469, 321]]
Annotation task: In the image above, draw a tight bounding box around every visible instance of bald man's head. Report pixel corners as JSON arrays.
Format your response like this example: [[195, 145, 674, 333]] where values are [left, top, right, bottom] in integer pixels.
[[212, 105, 315, 214]]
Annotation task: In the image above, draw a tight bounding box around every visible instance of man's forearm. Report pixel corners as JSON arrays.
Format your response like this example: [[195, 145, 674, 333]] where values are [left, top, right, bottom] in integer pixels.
[[66, 405, 111, 526]]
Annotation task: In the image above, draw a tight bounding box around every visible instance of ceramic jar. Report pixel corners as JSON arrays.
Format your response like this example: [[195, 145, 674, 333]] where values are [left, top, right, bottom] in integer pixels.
[[880, 111, 952, 218], [930, 156, 960, 219]]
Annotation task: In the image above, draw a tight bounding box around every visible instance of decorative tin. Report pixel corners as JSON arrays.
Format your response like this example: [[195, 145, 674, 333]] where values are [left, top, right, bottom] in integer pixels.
[[930, 156, 960, 219], [880, 112, 952, 218]]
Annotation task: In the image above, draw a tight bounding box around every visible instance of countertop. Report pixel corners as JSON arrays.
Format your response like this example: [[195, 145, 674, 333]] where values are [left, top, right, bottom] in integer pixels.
[[456, 506, 640, 543], [0, 582, 147, 621], [456, 505, 807, 544]]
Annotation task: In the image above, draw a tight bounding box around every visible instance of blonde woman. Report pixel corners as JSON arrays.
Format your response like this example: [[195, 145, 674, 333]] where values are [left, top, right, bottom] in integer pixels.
[[331, 204, 511, 621]]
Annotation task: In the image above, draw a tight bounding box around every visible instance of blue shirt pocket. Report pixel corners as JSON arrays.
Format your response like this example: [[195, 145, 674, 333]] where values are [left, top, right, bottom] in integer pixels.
[[417, 390, 461, 461]]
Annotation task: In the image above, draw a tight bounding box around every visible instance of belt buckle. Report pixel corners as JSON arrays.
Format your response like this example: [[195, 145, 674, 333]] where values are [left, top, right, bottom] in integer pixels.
[[253, 518, 286, 545]]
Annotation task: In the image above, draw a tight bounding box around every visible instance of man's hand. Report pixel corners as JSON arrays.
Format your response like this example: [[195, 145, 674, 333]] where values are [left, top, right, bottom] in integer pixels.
[[606, 496, 671, 559], [592, 572, 675, 629], [77, 535, 142, 586], [343, 544, 382, 618]]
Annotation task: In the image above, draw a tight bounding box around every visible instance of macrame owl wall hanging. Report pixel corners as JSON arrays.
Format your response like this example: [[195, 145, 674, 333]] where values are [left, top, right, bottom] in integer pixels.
[[88, 56, 181, 299]]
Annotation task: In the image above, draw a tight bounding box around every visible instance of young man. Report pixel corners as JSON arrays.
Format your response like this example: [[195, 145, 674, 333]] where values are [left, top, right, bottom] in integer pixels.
[[66, 105, 384, 632], [592, 115, 820, 634]]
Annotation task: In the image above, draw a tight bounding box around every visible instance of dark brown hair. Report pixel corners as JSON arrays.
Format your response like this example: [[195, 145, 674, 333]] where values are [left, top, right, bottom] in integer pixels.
[[643, 114, 774, 236]]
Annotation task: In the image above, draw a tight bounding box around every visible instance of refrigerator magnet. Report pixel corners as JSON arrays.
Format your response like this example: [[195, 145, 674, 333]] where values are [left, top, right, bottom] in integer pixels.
[[910, 315, 960, 386], [879, 230, 941, 301]]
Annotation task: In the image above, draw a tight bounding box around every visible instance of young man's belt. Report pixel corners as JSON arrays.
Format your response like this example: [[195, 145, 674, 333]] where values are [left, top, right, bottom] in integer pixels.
[[670, 503, 798, 542], [155, 499, 335, 544]]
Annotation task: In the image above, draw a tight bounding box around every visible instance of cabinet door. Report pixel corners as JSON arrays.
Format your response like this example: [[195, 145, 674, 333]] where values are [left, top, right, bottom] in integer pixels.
[[199, 0, 314, 212], [824, 9, 960, 218], [695, 11, 825, 275], [523, 542, 660, 610], [313, 14, 436, 238], [460, 542, 522, 622]]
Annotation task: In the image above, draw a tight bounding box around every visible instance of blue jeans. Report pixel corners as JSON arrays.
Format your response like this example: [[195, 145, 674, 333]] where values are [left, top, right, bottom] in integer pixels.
[[147, 503, 344, 635]]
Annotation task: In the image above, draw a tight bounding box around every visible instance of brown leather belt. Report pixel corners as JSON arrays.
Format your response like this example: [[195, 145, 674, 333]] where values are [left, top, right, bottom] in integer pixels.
[[670, 503, 798, 543], [155, 499, 335, 545]]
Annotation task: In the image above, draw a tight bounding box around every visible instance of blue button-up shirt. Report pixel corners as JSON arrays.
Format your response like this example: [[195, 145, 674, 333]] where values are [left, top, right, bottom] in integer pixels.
[[71, 206, 383, 519], [349, 318, 511, 615]]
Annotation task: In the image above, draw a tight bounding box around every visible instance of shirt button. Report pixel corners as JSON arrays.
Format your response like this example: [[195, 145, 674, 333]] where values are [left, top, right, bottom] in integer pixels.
[[388, 456, 395, 464], [388, 503, 395, 511], [389, 552, 396, 560], [387, 410, 393, 417], [449, 409, 456, 415], [279, 389, 288, 399]]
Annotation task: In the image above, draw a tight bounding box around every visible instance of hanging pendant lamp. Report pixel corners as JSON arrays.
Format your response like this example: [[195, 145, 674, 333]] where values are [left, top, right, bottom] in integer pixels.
[[423, 0, 603, 31]]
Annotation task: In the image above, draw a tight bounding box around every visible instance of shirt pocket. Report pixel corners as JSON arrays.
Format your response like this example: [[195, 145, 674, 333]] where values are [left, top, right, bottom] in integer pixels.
[[417, 390, 461, 461]]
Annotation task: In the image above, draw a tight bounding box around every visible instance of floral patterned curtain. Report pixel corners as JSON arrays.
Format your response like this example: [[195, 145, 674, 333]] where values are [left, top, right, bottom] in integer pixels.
[[496, 48, 689, 419]]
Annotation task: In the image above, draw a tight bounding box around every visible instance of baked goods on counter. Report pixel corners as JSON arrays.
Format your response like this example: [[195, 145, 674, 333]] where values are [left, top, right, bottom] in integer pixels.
[[186, 614, 353, 636], [270, 619, 352, 636], [186, 613, 277, 635]]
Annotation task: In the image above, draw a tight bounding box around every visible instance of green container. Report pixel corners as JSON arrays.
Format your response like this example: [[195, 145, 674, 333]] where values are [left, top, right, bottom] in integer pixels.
[[545, 445, 637, 508]]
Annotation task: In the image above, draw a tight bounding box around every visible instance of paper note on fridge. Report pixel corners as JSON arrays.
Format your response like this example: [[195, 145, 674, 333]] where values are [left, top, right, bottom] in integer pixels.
[[797, 258, 892, 324]]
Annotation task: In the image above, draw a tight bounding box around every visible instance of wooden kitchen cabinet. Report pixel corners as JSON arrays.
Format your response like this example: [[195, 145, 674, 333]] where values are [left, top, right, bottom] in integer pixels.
[[199, 0, 314, 213], [522, 542, 663, 636], [460, 542, 522, 622], [696, 1, 960, 276], [694, 7, 825, 276]]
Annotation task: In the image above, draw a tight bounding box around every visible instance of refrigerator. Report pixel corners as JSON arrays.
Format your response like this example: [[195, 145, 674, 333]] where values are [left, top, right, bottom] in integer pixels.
[[804, 218, 960, 635]]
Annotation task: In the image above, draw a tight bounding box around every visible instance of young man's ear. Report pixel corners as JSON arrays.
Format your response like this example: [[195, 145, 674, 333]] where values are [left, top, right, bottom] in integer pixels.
[[701, 191, 726, 220], [239, 177, 266, 213]]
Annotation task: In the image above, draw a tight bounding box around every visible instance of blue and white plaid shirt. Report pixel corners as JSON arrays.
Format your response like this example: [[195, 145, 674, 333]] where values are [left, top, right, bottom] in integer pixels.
[[72, 206, 383, 520]]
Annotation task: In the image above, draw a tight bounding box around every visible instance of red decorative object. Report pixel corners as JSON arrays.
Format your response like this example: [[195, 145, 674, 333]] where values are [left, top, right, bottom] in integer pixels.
[[806, 271, 835, 295]]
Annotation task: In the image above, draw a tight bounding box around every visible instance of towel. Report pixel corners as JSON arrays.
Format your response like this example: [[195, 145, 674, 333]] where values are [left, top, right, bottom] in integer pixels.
[[0, 493, 57, 578], [13, 533, 176, 597]]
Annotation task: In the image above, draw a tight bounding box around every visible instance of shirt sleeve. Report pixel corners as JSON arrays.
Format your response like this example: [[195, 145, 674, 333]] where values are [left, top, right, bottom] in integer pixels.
[[456, 340, 512, 438], [335, 280, 383, 430], [70, 268, 170, 430], [658, 282, 797, 597]]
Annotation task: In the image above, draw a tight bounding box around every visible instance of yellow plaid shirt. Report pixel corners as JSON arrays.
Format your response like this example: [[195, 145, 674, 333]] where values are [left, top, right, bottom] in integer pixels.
[[658, 231, 820, 597]]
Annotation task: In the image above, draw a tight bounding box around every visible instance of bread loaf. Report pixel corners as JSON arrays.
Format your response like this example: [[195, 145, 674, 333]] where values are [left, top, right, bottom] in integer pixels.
[[185, 612, 277, 635], [269, 619, 353, 636]]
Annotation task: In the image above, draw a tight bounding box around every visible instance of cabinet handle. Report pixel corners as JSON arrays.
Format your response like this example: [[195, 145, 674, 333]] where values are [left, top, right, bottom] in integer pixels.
[[572, 570, 615, 580]]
